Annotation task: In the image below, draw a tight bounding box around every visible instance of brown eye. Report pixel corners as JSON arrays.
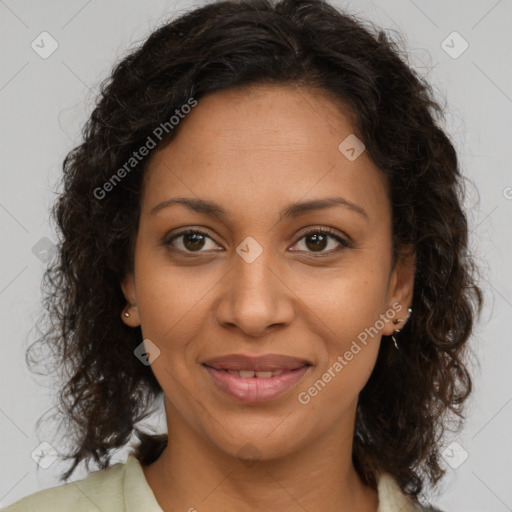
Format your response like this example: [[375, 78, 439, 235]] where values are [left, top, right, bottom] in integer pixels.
[[165, 230, 219, 253], [304, 232, 329, 252], [182, 232, 207, 251], [292, 228, 350, 254]]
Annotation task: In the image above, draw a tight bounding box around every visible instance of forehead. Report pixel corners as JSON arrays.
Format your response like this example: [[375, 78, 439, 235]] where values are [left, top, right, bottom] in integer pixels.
[[141, 84, 389, 224]]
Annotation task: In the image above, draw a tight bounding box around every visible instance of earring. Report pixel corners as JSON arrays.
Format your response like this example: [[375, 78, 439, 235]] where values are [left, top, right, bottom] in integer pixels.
[[391, 321, 402, 350], [391, 307, 412, 350], [124, 312, 130, 317]]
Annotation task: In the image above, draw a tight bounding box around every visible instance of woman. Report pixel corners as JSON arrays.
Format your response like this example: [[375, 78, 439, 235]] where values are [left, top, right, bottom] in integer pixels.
[[2, 0, 482, 510]]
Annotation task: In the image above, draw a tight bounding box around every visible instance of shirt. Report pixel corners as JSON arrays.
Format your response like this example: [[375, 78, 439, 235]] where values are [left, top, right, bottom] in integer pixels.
[[1, 455, 440, 511]]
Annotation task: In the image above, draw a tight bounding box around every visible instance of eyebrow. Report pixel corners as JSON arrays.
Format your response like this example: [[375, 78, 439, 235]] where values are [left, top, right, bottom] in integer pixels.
[[150, 196, 368, 221]]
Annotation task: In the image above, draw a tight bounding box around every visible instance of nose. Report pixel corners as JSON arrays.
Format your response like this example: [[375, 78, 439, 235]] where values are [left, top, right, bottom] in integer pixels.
[[214, 243, 296, 337]]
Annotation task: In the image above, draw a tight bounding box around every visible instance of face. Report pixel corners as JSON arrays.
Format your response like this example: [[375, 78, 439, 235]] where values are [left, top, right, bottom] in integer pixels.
[[121, 84, 414, 462]]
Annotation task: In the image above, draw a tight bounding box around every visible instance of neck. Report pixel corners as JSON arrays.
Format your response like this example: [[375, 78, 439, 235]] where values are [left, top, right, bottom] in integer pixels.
[[142, 399, 378, 512]]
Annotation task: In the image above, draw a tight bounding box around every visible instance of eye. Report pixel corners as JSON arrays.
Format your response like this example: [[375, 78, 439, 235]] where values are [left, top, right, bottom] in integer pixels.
[[163, 227, 351, 256], [164, 229, 220, 254], [290, 227, 351, 254]]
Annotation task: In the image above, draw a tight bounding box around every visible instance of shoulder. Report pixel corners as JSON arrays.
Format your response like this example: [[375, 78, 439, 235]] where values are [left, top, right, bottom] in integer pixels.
[[1, 460, 127, 512], [376, 472, 446, 512]]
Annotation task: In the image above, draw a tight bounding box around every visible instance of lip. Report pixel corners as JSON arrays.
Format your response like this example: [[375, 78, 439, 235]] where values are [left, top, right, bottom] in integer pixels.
[[201, 353, 312, 372], [202, 364, 311, 403]]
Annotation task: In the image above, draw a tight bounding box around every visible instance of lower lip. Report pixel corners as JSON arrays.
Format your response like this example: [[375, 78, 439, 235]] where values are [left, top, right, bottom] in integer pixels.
[[202, 365, 310, 403]]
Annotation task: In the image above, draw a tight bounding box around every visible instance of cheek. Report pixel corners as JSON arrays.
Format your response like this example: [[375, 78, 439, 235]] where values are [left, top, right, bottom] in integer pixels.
[[297, 254, 390, 387], [302, 254, 391, 331], [301, 293, 384, 413], [133, 243, 216, 336]]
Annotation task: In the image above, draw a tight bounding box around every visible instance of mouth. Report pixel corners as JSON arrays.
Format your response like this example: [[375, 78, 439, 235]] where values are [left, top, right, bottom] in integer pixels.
[[201, 363, 312, 403], [203, 367, 301, 378], [200, 353, 312, 372]]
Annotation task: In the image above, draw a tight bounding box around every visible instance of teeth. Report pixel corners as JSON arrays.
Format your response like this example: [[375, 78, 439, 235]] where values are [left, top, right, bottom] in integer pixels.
[[255, 371, 273, 378], [225, 369, 285, 378]]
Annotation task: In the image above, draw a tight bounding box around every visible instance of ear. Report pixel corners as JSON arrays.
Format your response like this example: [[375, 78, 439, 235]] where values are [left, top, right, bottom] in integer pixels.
[[381, 245, 415, 336], [120, 272, 141, 327]]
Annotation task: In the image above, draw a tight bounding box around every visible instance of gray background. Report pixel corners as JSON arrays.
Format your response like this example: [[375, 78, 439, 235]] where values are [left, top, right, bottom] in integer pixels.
[[0, 0, 511, 510]]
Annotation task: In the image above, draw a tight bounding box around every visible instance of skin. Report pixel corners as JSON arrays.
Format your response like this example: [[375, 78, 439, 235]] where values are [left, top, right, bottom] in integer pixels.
[[121, 84, 415, 512]]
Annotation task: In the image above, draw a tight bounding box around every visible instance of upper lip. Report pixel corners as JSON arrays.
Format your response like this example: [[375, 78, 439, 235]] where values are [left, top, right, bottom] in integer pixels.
[[201, 353, 312, 372]]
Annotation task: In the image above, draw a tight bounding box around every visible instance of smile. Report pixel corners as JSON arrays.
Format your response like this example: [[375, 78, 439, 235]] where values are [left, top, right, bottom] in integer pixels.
[[202, 364, 310, 403]]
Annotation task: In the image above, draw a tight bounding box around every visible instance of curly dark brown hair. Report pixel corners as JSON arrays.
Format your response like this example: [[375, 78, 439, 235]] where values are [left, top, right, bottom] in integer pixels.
[[28, 0, 482, 505]]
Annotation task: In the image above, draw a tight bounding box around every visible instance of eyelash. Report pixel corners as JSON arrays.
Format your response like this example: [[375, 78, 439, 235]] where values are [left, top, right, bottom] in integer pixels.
[[163, 227, 351, 256]]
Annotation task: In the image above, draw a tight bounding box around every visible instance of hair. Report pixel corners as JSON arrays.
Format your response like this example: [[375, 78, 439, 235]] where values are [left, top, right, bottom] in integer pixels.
[[28, 0, 482, 505]]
